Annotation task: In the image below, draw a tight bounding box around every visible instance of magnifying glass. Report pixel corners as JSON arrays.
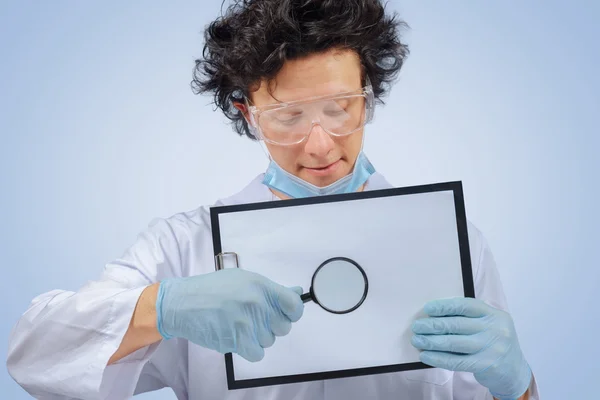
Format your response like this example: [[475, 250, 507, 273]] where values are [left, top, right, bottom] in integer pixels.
[[300, 256, 369, 314]]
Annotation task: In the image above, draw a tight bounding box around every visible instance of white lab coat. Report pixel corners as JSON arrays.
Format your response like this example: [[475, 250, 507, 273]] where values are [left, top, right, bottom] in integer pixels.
[[7, 171, 540, 400]]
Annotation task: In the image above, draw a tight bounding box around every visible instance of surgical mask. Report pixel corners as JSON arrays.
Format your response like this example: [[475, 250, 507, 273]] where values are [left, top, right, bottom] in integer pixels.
[[262, 151, 375, 198]]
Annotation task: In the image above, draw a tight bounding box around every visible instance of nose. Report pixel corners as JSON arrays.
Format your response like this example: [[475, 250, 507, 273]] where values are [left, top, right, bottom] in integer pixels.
[[303, 123, 335, 157]]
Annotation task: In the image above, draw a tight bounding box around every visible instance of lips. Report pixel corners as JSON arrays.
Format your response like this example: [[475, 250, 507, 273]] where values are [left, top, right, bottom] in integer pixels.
[[306, 160, 339, 170], [303, 159, 342, 176]]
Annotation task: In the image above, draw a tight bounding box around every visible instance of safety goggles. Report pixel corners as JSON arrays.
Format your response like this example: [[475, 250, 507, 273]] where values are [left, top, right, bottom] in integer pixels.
[[245, 78, 374, 146]]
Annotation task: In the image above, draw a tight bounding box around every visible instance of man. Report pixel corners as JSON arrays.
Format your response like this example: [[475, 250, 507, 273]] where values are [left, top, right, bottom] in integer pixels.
[[7, 0, 539, 399]]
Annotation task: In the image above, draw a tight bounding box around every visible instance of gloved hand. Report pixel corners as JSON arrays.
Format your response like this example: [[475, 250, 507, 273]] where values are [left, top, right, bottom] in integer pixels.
[[411, 297, 532, 400], [156, 268, 304, 362]]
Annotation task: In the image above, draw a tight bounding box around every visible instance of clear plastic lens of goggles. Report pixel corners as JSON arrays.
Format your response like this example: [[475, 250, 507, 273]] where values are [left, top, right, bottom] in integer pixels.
[[258, 96, 367, 144]]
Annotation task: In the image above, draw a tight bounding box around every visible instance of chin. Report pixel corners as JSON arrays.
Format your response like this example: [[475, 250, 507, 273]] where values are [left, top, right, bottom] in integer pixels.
[[301, 169, 351, 187]]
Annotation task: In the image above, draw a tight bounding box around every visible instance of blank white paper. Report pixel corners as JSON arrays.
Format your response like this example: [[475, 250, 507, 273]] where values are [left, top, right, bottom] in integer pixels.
[[216, 189, 467, 381]]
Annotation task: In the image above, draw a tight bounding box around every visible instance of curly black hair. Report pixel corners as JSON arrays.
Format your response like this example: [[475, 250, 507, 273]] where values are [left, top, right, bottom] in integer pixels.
[[192, 0, 410, 139]]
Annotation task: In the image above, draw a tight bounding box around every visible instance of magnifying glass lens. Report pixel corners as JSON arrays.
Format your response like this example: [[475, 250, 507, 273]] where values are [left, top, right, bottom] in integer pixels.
[[311, 258, 367, 313]]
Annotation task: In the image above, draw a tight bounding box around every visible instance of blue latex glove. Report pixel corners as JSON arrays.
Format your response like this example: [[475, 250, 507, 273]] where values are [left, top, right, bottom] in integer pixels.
[[156, 268, 304, 362], [411, 298, 532, 400]]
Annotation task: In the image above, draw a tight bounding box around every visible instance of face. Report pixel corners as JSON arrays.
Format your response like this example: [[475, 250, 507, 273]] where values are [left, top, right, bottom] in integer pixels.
[[236, 49, 366, 189]]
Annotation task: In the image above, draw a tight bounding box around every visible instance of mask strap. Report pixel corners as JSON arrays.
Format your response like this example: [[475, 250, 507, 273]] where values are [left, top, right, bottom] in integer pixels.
[[257, 139, 271, 160]]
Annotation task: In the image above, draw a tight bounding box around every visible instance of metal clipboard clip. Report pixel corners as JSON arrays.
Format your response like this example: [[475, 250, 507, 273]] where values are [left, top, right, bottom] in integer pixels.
[[214, 251, 240, 271]]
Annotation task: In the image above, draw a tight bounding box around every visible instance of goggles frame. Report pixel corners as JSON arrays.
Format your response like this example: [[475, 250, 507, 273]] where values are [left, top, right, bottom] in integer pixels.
[[244, 77, 374, 146]]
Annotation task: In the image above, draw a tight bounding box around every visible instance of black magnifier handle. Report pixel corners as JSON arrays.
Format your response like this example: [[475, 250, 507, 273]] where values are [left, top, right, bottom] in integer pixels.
[[301, 292, 312, 303]]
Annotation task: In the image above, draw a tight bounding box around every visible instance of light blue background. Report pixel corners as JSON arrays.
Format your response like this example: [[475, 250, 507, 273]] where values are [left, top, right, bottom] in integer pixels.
[[1, 1, 598, 399]]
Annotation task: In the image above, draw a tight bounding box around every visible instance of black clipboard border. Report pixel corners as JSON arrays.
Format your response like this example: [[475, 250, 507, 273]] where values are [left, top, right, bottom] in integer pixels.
[[209, 180, 475, 390]]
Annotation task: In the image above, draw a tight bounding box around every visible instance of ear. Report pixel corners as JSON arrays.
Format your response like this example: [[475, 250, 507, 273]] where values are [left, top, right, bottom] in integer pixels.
[[233, 102, 252, 125]]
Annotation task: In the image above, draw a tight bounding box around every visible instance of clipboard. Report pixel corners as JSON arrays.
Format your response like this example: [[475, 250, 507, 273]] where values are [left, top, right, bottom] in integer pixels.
[[209, 181, 475, 390]]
